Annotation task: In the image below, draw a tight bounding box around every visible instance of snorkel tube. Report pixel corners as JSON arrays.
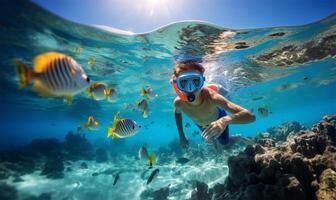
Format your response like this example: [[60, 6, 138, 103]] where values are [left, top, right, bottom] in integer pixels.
[[171, 75, 189, 101]]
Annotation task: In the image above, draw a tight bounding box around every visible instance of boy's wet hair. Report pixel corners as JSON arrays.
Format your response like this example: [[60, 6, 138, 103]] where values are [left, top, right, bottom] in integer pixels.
[[174, 61, 205, 76]]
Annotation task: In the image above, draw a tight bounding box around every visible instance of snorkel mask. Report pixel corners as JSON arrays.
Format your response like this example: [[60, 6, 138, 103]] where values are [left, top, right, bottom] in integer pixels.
[[171, 71, 205, 102]]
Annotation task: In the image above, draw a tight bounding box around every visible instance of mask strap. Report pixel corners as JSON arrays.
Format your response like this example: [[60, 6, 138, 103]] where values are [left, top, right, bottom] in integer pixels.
[[170, 75, 188, 101]]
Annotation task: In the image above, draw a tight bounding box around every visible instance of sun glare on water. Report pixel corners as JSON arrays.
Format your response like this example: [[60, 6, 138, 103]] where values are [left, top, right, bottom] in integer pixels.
[[143, 0, 176, 17]]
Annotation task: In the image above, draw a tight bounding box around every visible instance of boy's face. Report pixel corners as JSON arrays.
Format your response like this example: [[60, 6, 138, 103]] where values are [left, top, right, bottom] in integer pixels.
[[175, 70, 205, 95], [193, 89, 202, 98]]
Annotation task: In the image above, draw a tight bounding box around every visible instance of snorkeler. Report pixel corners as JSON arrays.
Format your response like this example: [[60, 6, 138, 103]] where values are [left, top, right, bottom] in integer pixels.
[[172, 61, 256, 149]]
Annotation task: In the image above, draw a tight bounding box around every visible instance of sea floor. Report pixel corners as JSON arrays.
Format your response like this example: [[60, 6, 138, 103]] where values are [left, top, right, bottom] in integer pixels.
[[1, 144, 244, 200]]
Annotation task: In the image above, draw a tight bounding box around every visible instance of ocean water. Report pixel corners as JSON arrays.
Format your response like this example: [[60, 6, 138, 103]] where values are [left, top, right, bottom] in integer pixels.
[[0, 0, 335, 199]]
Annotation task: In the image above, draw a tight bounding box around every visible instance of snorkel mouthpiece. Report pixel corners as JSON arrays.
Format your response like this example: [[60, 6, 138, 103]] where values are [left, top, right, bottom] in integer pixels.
[[187, 93, 195, 102]]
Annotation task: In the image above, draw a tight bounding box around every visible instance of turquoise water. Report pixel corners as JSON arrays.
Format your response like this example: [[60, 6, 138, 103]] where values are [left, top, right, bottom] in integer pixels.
[[0, 0, 336, 199]]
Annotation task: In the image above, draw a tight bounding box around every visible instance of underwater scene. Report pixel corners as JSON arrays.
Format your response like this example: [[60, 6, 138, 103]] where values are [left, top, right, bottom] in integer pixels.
[[0, 0, 336, 199]]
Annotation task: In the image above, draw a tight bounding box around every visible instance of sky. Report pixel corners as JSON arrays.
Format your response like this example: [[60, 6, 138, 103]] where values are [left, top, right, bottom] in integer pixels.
[[32, 0, 336, 33]]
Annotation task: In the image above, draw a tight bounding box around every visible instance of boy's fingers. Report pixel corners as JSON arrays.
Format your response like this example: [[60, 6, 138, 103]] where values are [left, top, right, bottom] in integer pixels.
[[206, 128, 222, 141], [205, 129, 216, 141], [202, 128, 212, 139], [202, 125, 212, 137], [207, 135, 216, 143], [202, 124, 216, 137]]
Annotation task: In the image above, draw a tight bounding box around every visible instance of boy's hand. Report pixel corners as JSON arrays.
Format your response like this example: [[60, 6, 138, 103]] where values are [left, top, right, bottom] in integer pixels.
[[179, 136, 189, 149], [202, 118, 228, 143]]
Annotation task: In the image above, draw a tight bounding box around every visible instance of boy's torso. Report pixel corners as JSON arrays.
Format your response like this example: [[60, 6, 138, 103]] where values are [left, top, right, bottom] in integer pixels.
[[178, 89, 220, 127]]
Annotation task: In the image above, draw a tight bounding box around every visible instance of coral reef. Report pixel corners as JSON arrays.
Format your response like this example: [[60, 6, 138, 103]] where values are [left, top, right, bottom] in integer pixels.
[[0, 150, 36, 180], [64, 131, 94, 160], [140, 186, 170, 200], [255, 121, 306, 143], [26, 138, 62, 157], [193, 115, 336, 200], [80, 162, 88, 169], [0, 132, 94, 182], [316, 168, 336, 200], [0, 182, 17, 200], [190, 181, 213, 200], [23, 193, 52, 200], [40, 157, 64, 179]]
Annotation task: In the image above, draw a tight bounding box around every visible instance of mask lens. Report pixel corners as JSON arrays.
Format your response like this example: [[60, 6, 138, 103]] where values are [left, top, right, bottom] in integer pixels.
[[180, 79, 188, 88], [192, 78, 200, 87]]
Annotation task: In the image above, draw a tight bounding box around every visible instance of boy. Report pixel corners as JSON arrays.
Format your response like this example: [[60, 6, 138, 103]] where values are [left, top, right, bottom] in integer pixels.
[[172, 61, 256, 149]]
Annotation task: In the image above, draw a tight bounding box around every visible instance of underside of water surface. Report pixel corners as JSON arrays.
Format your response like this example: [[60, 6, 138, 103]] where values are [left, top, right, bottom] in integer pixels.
[[0, 0, 335, 199]]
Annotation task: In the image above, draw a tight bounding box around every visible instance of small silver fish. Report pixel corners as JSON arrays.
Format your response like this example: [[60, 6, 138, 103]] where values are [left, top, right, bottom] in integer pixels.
[[137, 99, 149, 118], [146, 169, 159, 185], [138, 144, 149, 160], [176, 157, 190, 164], [113, 172, 120, 186]]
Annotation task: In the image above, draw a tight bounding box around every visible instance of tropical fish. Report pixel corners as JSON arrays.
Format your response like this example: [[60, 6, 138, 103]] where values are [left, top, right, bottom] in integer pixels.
[[88, 82, 117, 102], [136, 99, 149, 118], [107, 113, 141, 139], [88, 57, 95, 65], [83, 116, 100, 131], [74, 47, 83, 54], [105, 88, 117, 103], [146, 168, 159, 185], [92, 173, 99, 177], [148, 152, 156, 169], [138, 144, 149, 160], [88, 82, 107, 100], [138, 145, 156, 168], [113, 172, 120, 186], [15, 52, 90, 103], [185, 122, 191, 128], [252, 96, 264, 101], [176, 157, 190, 164], [258, 105, 269, 117], [140, 86, 152, 97]]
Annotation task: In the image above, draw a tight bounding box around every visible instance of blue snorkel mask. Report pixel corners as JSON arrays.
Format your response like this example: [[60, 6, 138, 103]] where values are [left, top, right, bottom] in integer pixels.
[[175, 71, 205, 102]]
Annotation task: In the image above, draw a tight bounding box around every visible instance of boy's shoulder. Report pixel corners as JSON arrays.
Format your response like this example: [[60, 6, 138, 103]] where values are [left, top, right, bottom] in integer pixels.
[[174, 96, 184, 106], [204, 87, 223, 99]]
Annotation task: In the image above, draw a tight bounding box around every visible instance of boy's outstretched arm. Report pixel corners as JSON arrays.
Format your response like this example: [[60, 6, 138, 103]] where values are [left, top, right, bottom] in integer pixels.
[[174, 100, 189, 149], [212, 91, 256, 124], [202, 91, 256, 142]]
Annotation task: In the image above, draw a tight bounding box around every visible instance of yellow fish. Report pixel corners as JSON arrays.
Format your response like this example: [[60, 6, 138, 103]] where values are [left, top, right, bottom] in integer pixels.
[[88, 82, 109, 100], [136, 99, 149, 118], [138, 145, 156, 168], [15, 52, 91, 103], [83, 116, 100, 131], [148, 152, 156, 169], [88, 57, 95, 65], [104, 88, 118, 103], [74, 47, 83, 54], [107, 113, 141, 139], [258, 105, 269, 117], [140, 86, 152, 97]]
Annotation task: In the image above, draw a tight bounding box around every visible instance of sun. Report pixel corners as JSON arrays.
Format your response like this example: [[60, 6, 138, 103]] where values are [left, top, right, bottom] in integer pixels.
[[143, 0, 176, 17]]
